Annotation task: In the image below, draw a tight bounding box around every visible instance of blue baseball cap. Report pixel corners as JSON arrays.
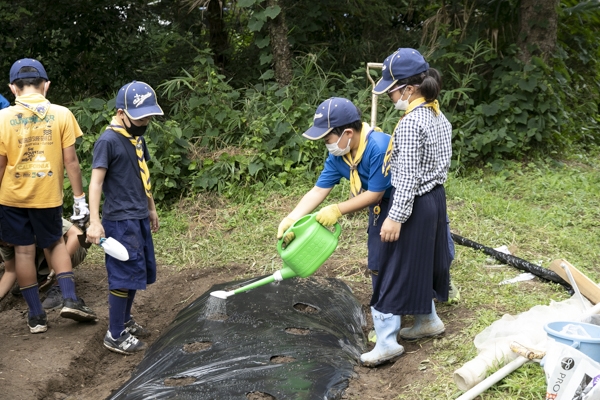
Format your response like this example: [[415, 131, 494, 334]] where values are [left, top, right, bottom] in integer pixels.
[[10, 59, 49, 83], [372, 48, 429, 95], [302, 97, 361, 140], [116, 81, 164, 120]]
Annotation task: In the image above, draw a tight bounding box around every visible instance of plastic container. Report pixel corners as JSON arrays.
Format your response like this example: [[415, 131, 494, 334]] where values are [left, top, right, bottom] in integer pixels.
[[277, 213, 341, 277], [544, 321, 600, 362]]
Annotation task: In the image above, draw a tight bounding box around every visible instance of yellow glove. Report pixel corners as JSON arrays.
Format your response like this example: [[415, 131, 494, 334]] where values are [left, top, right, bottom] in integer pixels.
[[316, 204, 342, 226], [277, 217, 296, 244]]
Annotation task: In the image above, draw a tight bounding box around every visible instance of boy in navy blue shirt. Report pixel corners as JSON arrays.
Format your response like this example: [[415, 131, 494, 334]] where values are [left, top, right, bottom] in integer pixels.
[[87, 81, 162, 354]]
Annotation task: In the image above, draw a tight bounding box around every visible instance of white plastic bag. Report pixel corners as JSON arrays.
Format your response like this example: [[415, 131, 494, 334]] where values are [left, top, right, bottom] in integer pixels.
[[544, 341, 600, 399]]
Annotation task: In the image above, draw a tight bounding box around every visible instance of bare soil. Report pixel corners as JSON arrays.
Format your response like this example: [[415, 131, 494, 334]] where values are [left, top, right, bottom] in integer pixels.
[[0, 259, 468, 400]]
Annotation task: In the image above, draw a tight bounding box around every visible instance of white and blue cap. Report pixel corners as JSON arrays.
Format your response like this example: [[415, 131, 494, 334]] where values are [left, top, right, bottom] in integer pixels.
[[372, 48, 429, 95], [10, 59, 49, 83], [116, 81, 164, 120], [302, 97, 361, 140]]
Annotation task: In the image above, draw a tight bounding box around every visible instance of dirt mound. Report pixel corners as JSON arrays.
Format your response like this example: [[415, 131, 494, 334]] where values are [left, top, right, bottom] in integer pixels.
[[0, 261, 464, 399]]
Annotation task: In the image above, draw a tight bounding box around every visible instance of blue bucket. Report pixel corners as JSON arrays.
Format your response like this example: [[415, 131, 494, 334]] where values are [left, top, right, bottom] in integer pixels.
[[544, 321, 600, 363]]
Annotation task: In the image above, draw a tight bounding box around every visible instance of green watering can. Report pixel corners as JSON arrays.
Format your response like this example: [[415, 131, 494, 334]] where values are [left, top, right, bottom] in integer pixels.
[[210, 213, 341, 299]]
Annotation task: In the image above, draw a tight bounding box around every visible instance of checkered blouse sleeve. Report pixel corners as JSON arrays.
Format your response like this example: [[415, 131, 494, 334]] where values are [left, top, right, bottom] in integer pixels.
[[388, 108, 452, 223]]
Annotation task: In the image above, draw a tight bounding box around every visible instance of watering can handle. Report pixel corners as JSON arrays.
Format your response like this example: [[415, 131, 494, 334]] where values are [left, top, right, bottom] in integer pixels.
[[332, 221, 341, 239], [276, 213, 341, 252], [310, 212, 341, 238]]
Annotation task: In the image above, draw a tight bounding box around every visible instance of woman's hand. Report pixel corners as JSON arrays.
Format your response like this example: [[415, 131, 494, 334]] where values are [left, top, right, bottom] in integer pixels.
[[380, 217, 401, 242]]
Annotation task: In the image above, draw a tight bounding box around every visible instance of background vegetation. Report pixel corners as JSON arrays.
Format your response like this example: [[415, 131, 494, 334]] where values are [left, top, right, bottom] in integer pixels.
[[0, 0, 598, 204]]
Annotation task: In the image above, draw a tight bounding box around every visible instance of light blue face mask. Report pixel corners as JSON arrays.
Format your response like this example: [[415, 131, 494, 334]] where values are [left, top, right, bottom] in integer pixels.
[[325, 131, 351, 156]]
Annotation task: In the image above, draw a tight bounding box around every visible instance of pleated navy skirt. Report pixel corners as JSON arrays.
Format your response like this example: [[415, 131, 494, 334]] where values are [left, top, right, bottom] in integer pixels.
[[369, 185, 451, 315]]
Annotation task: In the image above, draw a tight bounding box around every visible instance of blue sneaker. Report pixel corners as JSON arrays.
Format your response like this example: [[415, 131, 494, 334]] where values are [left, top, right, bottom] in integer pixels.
[[42, 285, 64, 310], [103, 331, 147, 354]]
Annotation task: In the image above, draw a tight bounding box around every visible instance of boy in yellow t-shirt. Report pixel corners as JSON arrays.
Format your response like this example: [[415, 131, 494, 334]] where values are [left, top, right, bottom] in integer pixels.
[[0, 59, 96, 333]]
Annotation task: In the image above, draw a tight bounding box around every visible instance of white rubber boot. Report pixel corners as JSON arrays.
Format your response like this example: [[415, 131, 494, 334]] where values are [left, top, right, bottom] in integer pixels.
[[399, 300, 445, 340], [360, 307, 404, 367]]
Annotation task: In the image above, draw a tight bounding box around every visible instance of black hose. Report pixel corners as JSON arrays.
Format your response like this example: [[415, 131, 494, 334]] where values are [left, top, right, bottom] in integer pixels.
[[451, 233, 573, 293]]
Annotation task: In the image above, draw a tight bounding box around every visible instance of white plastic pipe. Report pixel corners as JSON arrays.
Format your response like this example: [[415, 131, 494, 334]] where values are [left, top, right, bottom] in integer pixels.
[[453, 344, 517, 390], [454, 299, 600, 395], [455, 356, 529, 400], [561, 262, 589, 311]]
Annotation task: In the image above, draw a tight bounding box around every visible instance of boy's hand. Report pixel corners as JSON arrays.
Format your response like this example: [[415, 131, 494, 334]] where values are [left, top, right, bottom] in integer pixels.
[[316, 204, 342, 226], [277, 217, 295, 239], [277, 217, 296, 245], [149, 210, 159, 233], [86, 221, 105, 245], [72, 194, 90, 221]]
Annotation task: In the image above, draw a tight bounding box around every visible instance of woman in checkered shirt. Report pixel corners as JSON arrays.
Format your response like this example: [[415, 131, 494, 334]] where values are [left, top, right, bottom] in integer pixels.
[[360, 48, 453, 367]]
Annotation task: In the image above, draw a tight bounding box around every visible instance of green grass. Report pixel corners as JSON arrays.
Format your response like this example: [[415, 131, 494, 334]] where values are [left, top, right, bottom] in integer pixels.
[[145, 146, 600, 398]]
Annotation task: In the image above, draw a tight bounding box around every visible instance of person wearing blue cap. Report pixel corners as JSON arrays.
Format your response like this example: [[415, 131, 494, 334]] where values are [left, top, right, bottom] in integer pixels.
[[0, 58, 96, 334], [359, 48, 454, 367], [277, 95, 395, 320], [0, 94, 9, 109], [86, 81, 163, 354]]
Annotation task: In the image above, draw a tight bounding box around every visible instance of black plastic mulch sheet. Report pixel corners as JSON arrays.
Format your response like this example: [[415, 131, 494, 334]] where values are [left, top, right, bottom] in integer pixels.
[[108, 276, 367, 400]]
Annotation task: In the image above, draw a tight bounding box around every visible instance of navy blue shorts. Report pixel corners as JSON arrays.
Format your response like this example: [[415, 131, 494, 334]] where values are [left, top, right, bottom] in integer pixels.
[[0, 205, 63, 248], [103, 218, 156, 291]]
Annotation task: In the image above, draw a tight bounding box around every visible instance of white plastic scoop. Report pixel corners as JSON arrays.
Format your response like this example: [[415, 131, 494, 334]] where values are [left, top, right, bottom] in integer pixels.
[[99, 237, 129, 261]]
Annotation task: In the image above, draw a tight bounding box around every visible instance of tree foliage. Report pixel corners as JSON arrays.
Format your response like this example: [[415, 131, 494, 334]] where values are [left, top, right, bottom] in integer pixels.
[[0, 0, 599, 201]]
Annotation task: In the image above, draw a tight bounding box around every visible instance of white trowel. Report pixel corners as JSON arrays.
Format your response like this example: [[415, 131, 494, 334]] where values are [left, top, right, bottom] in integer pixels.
[[99, 237, 129, 261]]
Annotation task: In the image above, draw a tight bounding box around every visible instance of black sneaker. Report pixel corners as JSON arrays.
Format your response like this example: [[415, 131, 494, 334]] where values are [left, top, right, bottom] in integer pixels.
[[28, 313, 48, 334], [60, 297, 97, 322], [124, 318, 151, 338], [103, 331, 147, 354], [42, 285, 64, 309]]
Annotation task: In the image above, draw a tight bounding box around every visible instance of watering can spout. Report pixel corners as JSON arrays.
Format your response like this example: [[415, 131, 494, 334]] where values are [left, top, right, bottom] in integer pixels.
[[210, 267, 298, 299]]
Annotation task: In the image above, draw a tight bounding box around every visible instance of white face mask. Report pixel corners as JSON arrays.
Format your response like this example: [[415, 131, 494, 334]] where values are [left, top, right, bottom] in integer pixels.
[[326, 131, 351, 156], [394, 87, 410, 111]]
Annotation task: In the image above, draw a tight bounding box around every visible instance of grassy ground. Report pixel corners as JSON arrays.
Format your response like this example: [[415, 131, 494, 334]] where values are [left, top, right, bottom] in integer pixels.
[[132, 146, 600, 399]]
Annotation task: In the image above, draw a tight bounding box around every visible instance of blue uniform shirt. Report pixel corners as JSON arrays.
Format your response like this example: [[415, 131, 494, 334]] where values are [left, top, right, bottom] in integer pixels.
[[0, 94, 9, 110], [316, 129, 392, 197], [92, 129, 151, 221]]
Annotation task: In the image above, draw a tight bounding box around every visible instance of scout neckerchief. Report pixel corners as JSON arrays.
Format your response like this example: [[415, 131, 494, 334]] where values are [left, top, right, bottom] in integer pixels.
[[14, 93, 51, 120], [343, 122, 373, 197], [109, 116, 152, 198], [381, 97, 440, 177]]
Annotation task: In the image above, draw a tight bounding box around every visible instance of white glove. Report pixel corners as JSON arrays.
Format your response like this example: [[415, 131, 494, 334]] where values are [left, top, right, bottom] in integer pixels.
[[71, 194, 90, 221]]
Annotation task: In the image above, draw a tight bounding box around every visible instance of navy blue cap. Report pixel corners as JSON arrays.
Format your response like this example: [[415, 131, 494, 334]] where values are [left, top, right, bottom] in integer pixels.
[[302, 97, 361, 140], [372, 48, 429, 95], [116, 81, 164, 119], [10, 59, 49, 83]]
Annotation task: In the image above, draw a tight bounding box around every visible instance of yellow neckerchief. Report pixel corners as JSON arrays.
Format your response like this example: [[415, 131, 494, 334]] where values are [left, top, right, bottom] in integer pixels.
[[109, 116, 152, 198], [343, 122, 373, 197], [14, 93, 51, 119], [381, 97, 440, 177]]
